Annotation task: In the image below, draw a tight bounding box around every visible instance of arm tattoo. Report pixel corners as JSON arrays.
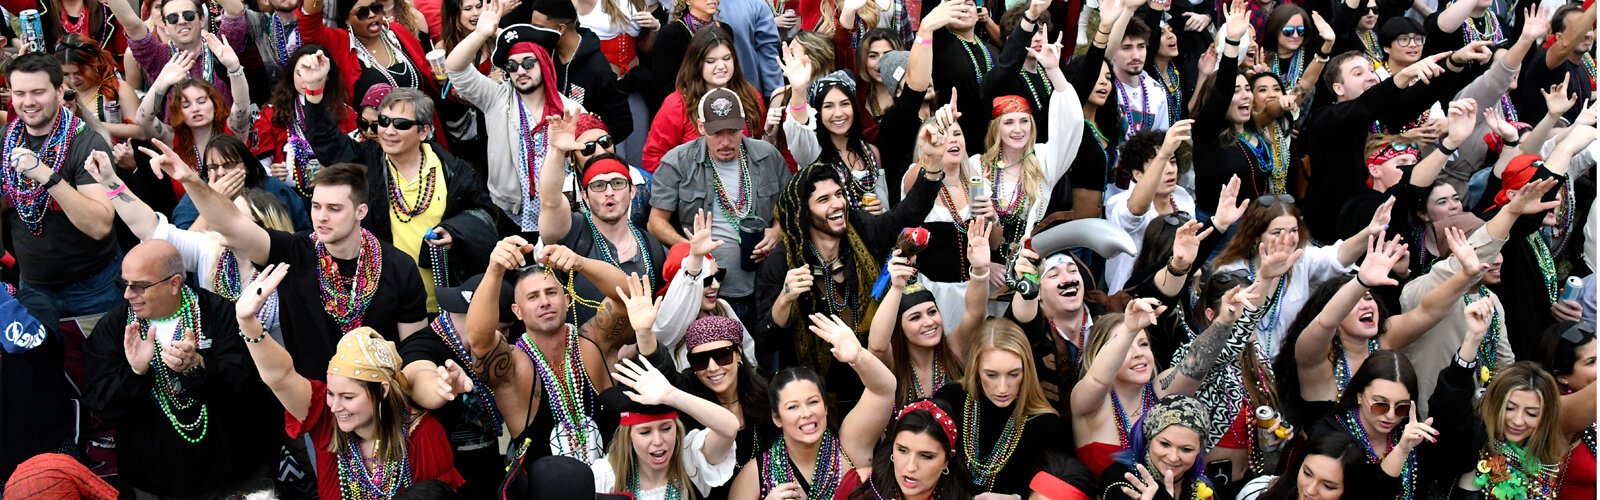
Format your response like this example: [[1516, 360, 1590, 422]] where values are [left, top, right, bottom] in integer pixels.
[[1166, 310, 1261, 389], [484, 340, 514, 385]]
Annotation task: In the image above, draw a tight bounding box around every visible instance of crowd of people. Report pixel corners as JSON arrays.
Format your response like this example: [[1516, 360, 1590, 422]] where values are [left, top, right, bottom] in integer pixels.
[[0, 0, 1592, 495]]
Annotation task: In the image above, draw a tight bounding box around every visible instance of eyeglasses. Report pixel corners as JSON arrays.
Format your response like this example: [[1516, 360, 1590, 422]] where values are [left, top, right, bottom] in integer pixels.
[[702, 269, 727, 288], [116, 273, 180, 294], [1394, 34, 1425, 47], [688, 345, 738, 371], [1257, 194, 1296, 207], [503, 57, 540, 73], [356, 117, 380, 133], [585, 178, 631, 193], [163, 10, 200, 24], [205, 159, 244, 172], [580, 135, 613, 156], [351, 4, 384, 19], [1363, 397, 1414, 417], [1280, 26, 1305, 37], [1561, 322, 1596, 344], [377, 115, 422, 131]]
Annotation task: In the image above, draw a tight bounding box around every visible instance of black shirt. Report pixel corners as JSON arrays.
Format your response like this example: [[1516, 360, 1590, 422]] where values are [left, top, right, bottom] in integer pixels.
[[931, 28, 999, 154], [5, 122, 117, 285], [934, 383, 1069, 495], [556, 213, 666, 326], [261, 228, 428, 377], [1514, 48, 1595, 124]]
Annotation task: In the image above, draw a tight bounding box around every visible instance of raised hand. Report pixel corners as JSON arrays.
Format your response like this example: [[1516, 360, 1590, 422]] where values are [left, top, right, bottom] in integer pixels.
[[203, 32, 240, 72], [967, 214, 993, 271], [298, 50, 333, 93], [547, 108, 582, 151], [1366, 196, 1395, 236], [1357, 232, 1404, 288], [85, 150, 115, 185], [236, 263, 291, 319], [1451, 40, 1494, 66], [1443, 98, 1478, 144], [476, 0, 509, 35], [1257, 232, 1304, 279], [1012, 243, 1039, 278], [1395, 52, 1448, 88], [778, 39, 813, 87], [537, 244, 585, 272], [123, 323, 156, 375], [1310, 11, 1334, 43], [688, 209, 724, 258], [1216, 283, 1263, 325], [1504, 178, 1561, 216], [488, 235, 536, 271], [137, 139, 199, 183], [1170, 220, 1213, 274], [1520, 5, 1549, 42], [612, 357, 677, 405], [1120, 463, 1162, 500], [1123, 297, 1167, 332], [1213, 175, 1250, 230], [1029, 32, 1065, 71], [887, 251, 917, 289], [1441, 227, 1485, 276], [842, 0, 870, 17], [1481, 105, 1519, 141], [1463, 298, 1494, 339], [808, 313, 864, 364], [1543, 75, 1577, 119], [1396, 404, 1439, 451], [616, 273, 662, 334], [1223, 0, 1250, 40], [154, 50, 196, 90], [1160, 119, 1194, 156], [780, 265, 814, 302]]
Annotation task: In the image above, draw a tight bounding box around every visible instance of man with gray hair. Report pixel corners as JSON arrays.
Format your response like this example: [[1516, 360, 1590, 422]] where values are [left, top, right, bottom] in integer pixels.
[[299, 52, 498, 314]]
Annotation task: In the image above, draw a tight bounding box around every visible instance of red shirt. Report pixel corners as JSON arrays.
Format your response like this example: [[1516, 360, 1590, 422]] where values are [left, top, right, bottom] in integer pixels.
[[1559, 437, 1595, 500], [285, 380, 464, 500]]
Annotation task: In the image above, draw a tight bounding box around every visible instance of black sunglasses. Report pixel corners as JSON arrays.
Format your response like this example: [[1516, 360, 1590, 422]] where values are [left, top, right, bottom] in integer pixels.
[[702, 269, 727, 288], [356, 117, 379, 133], [1257, 194, 1296, 207], [1211, 269, 1252, 286], [351, 4, 383, 19], [1562, 322, 1596, 344], [115, 273, 180, 293], [1161, 211, 1193, 227], [377, 115, 422, 131], [581, 135, 613, 156], [688, 345, 738, 371], [163, 10, 200, 24], [503, 57, 540, 73], [55, 40, 97, 54], [1358, 5, 1376, 15]]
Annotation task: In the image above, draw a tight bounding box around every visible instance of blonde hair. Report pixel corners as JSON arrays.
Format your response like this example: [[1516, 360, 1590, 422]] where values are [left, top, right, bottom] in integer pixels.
[[815, 0, 881, 34], [962, 318, 1056, 418], [1476, 362, 1565, 466], [242, 188, 295, 233], [599, 0, 648, 36], [327, 373, 416, 466], [979, 116, 1043, 207], [1081, 313, 1126, 380], [605, 422, 695, 498]]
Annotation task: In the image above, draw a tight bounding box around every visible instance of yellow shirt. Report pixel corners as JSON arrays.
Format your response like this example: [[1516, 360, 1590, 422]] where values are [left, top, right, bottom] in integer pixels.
[[388, 144, 449, 312]]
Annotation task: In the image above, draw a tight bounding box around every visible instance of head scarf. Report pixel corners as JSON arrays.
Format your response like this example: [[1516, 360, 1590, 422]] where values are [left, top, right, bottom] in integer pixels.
[[806, 70, 858, 109], [327, 327, 406, 385], [685, 315, 743, 351], [1491, 154, 1564, 210], [1366, 142, 1417, 167], [992, 95, 1032, 118], [580, 157, 629, 186], [4, 454, 118, 500], [360, 83, 393, 109], [897, 399, 958, 448], [898, 283, 937, 316], [1139, 395, 1209, 487]]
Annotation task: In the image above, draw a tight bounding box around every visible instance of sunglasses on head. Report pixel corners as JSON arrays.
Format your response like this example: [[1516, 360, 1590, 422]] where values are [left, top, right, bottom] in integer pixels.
[[1561, 322, 1596, 344], [1364, 398, 1414, 417], [1257, 194, 1296, 207], [1161, 211, 1193, 227], [503, 57, 540, 73], [581, 135, 613, 156], [1212, 269, 1252, 286], [688, 345, 738, 371], [163, 10, 200, 24], [1280, 26, 1306, 37], [55, 40, 97, 54], [377, 114, 422, 131], [702, 269, 727, 288], [351, 3, 383, 19]]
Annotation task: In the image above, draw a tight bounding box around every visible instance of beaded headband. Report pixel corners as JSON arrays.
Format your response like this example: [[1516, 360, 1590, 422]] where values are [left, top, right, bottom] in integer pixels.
[[897, 400, 958, 448], [991, 95, 1032, 118]]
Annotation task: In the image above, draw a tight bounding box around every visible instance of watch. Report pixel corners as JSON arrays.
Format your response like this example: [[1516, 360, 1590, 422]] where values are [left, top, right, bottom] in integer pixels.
[[40, 173, 63, 191]]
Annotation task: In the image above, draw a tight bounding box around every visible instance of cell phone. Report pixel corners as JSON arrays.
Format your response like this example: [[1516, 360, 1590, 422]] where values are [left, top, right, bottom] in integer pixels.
[[1205, 460, 1233, 486]]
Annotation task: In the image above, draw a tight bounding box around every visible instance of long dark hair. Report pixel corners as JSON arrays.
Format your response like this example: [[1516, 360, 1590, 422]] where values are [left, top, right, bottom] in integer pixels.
[[683, 347, 772, 426], [41, 0, 116, 51], [1257, 432, 1364, 500], [1260, 4, 1309, 55], [55, 34, 119, 98], [204, 134, 266, 188], [1273, 275, 1391, 425], [810, 83, 872, 177], [848, 404, 972, 500], [1332, 350, 1417, 415], [677, 26, 764, 135], [1540, 321, 1595, 391], [439, 0, 481, 51], [269, 44, 350, 130]]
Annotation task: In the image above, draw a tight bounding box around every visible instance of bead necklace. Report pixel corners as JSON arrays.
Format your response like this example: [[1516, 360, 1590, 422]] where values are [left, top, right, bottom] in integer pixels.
[[628, 463, 683, 500], [1021, 70, 1053, 110], [1357, 30, 1384, 68], [1582, 425, 1596, 459], [1263, 122, 1292, 193], [385, 150, 439, 223], [337, 433, 412, 499], [1582, 54, 1596, 91], [962, 392, 1024, 490], [707, 144, 755, 224], [989, 157, 1029, 222], [432, 313, 504, 432], [61, 8, 88, 35], [952, 30, 993, 87], [807, 244, 859, 327], [515, 327, 596, 460], [1549, 181, 1577, 254], [760, 431, 845, 500], [350, 29, 419, 89], [906, 355, 949, 402], [937, 183, 972, 234], [129, 286, 210, 443], [1234, 129, 1273, 174], [1341, 409, 1417, 500], [1114, 75, 1155, 136], [287, 98, 317, 197], [212, 248, 243, 300], [1086, 120, 1114, 182], [169, 44, 216, 85], [1461, 12, 1503, 43], [1474, 440, 1559, 500], [1111, 383, 1156, 448], [1332, 336, 1379, 393], [428, 240, 449, 291], [1047, 313, 1089, 370], [1268, 49, 1304, 91], [512, 98, 548, 231], [315, 229, 384, 331], [1246, 260, 1289, 346], [269, 13, 298, 70], [585, 214, 656, 292], [1463, 286, 1502, 383], [1157, 63, 1182, 125], [2, 106, 82, 235], [1528, 232, 1558, 305]]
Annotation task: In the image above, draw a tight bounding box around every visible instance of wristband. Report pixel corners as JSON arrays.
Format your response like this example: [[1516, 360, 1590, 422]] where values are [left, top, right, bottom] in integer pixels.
[[1224, 38, 1241, 46], [1454, 352, 1478, 369], [789, 104, 806, 112], [105, 184, 128, 199], [968, 266, 991, 280], [304, 86, 325, 96], [1165, 257, 1191, 277], [1437, 142, 1459, 156], [1503, 139, 1521, 147], [226, 66, 245, 77], [1022, 12, 1038, 24], [916, 36, 932, 46], [40, 173, 63, 191], [1354, 274, 1373, 288]]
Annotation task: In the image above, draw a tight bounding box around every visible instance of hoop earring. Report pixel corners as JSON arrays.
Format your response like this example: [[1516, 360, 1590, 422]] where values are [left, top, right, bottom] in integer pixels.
[[942, 467, 950, 475]]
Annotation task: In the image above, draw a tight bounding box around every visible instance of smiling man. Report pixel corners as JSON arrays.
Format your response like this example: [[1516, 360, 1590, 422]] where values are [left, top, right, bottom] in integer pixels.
[[108, 0, 241, 107]]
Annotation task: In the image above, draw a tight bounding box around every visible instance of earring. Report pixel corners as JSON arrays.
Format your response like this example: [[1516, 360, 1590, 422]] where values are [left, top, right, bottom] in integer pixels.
[[942, 467, 950, 475]]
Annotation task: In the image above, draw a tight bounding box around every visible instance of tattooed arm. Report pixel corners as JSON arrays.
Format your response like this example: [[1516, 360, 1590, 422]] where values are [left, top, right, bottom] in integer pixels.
[[1156, 282, 1264, 396], [472, 236, 541, 437]]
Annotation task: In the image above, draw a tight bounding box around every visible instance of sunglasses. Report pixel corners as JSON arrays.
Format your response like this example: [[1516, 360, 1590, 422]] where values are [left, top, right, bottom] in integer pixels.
[[585, 178, 631, 193], [702, 269, 727, 288], [1561, 322, 1596, 344], [356, 117, 380, 133], [377, 115, 423, 131], [1211, 269, 1252, 286], [163, 10, 200, 24], [1363, 398, 1414, 417], [1161, 211, 1193, 227], [55, 40, 97, 54], [1358, 5, 1376, 15], [581, 135, 614, 156], [116, 273, 180, 294], [1257, 194, 1296, 207], [688, 345, 738, 371], [503, 57, 540, 73], [1280, 26, 1306, 37], [351, 3, 384, 19]]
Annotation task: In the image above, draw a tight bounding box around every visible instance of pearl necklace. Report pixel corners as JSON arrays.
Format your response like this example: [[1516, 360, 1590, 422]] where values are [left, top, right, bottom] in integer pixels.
[[350, 28, 418, 89]]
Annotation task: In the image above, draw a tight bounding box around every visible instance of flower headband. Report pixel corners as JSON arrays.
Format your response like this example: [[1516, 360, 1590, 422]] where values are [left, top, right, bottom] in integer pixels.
[[897, 400, 958, 448]]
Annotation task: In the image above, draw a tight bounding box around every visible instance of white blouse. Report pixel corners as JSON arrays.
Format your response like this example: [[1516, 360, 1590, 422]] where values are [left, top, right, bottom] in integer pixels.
[[591, 427, 737, 499]]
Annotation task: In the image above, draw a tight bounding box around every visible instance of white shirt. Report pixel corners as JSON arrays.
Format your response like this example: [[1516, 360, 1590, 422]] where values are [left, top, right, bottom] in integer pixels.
[[592, 427, 737, 498], [1102, 185, 1196, 293], [1214, 243, 1355, 360]]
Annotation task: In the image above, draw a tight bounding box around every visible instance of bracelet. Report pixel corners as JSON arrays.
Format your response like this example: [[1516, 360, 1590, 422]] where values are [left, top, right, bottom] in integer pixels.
[[239, 327, 268, 344], [969, 266, 991, 281], [304, 86, 325, 96], [1313, 53, 1330, 62], [921, 167, 946, 181], [1224, 38, 1241, 46], [1503, 138, 1521, 147], [1354, 274, 1373, 288], [789, 104, 806, 112], [40, 173, 63, 191], [1022, 12, 1038, 24], [105, 184, 128, 199], [1453, 352, 1477, 369], [1165, 257, 1191, 277], [1437, 142, 1459, 156], [226, 66, 245, 77], [916, 36, 932, 46]]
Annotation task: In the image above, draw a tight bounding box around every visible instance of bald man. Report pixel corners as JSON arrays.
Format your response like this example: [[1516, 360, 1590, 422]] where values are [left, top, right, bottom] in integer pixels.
[[82, 241, 282, 499]]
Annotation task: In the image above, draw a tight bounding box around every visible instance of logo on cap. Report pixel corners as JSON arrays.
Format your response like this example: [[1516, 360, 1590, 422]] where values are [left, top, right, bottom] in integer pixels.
[[711, 97, 733, 117]]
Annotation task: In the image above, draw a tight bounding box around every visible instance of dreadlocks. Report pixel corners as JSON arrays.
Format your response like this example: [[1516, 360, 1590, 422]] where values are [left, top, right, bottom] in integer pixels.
[[778, 163, 882, 375]]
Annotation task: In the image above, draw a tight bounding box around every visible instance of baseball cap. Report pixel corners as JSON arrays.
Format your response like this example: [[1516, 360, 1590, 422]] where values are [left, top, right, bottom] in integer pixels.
[[698, 87, 745, 134]]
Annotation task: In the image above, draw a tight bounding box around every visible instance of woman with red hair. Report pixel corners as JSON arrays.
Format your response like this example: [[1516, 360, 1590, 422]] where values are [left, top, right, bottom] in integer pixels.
[[56, 34, 142, 140], [134, 33, 252, 184]]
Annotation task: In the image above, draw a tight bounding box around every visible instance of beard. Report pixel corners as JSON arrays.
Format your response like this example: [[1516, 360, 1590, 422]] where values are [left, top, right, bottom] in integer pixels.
[[807, 211, 845, 238], [514, 74, 544, 95]]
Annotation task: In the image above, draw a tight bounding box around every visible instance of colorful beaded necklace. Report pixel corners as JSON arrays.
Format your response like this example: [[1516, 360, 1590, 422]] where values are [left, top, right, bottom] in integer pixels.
[[760, 431, 845, 500], [287, 98, 317, 197], [906, 355, 949, 402], [515, 327, 596, 461], [1342, 409, 1417, 500], [1115, 75, 1156, 136], [129, 286, 210, 443], [1087, 120, 1115, 181], [1332, 336, 1380, 393], [1473, 441, 1558, 500], [212, 249, 244, 300], [1157, 63, 1182, 125], [1464, 287, 1502, 383], [585, 214, 656, 292], [1264, 122, 1292, 193], [433, 313, 503, 431], [707, 144, 754, 228], [1022, 70, 1053, 111], [337, 433, 412, 499], [963, 392, 1025, 489], [807, 244, 859, 327], [1357, 30, 1384, 68], [314, 229, 384, 331], [1, 107, 82, 235], [953, 30, 993, 86], [1246, 260, 1290, 347], [1234, 129, 1274, 175], [1268, 49, 1304, 91], [1048, 313, 1090, 369], [989, 157, 1030, 223], [269, 14, 298, 70], [1582, 54, 1596, 91], [1111, 383, 1157, 448], [385, 149, 440, 223], [628, 463, 683, 500], [1461, 12, 1503, 43], [1528, 233, 1559, 305]]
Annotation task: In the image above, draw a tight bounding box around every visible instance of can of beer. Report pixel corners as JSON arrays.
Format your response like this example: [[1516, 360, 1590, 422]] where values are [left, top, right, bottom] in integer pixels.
[[1561, 276, 1584, 302], [103, 100, 123, 124], [1254, 405, 1279, 429], [18, 10, 44, 52], [967, 175, 988, 202]]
